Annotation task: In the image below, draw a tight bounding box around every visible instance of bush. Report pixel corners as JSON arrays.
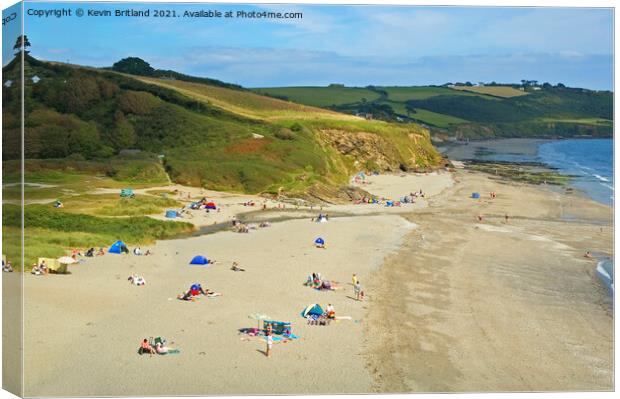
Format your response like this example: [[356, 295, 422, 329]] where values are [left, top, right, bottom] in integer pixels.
[[275, 128, 295, 140]]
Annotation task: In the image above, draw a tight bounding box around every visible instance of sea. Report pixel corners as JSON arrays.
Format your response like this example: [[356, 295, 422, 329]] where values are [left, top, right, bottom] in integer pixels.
[[441, 138, 614, 294]]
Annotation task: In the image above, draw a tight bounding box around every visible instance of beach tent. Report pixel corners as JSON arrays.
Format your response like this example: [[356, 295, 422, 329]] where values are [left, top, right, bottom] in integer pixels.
[[120, 188, 135, 198], [109, 240, 129, 254], [314, 237, 325, 246], [206, 202, 217, 210], [301, 303, 324, 318], [471, 192, 480, 199], [165, 210, 177, 218], [189, 255, 210, 265]]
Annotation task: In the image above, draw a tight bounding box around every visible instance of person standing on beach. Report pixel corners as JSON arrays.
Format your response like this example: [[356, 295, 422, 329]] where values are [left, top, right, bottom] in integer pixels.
[[265, 331, 273, 358], [354, 281, 362, 301], [352, 273, 358, 286], [505, 214, 509, 224]]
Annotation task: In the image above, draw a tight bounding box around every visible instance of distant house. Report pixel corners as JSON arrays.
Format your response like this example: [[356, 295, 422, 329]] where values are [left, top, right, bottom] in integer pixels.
[[31, 75, 41, 83], [4, 80, 13, 88], [532, 87, 541, 91]]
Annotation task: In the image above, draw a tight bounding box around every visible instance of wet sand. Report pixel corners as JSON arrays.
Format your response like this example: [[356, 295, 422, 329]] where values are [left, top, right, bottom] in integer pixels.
[[364, 171, 613, 392]]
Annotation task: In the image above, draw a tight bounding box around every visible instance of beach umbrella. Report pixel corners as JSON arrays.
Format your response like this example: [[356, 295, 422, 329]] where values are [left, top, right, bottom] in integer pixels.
[[57, 256, 77, 264], [248, 313, 270, 330]]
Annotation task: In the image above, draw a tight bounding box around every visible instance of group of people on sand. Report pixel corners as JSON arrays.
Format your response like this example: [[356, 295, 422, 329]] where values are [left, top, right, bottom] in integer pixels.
[[311, 213, 329, 223], [304, 273, 342, 291], [139, 338, 178, 356], [31, 260, 49, 275], [231, 217, 272, 233]]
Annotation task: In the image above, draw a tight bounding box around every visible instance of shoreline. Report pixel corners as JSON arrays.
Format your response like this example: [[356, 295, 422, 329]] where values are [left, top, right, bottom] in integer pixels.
[[438, 137, 613, 206], [363, 168, 613, 392]]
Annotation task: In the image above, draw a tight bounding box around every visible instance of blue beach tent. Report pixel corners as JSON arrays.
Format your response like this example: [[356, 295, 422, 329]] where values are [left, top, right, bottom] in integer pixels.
[[189, 255, 210, 265], [301, 303, 324, 318], [109, 240, 128, 254], [165, 210, 177, 218], [314, 237, 325, 246], [471, 192, 480, 199]]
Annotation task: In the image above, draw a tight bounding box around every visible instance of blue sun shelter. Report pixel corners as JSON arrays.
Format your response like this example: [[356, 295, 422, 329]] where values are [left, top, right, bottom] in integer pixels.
[[165, 210, 177, 218], [301, 303, 324, 318], [109, 240, 128, 254], [471, 192, 481, 199], [314, 237, 325, 247], [189, 255, 210, 266]]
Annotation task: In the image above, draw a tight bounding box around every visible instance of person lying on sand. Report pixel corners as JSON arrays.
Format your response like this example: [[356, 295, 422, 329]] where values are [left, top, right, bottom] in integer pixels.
[[155, 341, 178, 355], [231, 262, 245, 272], [97, 248, 105, 256], [140, 339, 156, 356], [177, 291, 194, 301]]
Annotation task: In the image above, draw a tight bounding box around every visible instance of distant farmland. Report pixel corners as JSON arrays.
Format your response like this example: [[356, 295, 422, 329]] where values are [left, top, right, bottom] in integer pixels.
[[252, 86, 381, 107], [451, 85, 528, 98]]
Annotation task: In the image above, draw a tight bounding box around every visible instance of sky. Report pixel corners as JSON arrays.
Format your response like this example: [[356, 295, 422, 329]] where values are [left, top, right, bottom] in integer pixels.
[[5, 2, 615, 89]]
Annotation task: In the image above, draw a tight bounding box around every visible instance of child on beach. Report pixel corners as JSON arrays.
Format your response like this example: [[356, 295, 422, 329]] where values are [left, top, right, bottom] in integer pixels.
[[265, 331, 273, 358]]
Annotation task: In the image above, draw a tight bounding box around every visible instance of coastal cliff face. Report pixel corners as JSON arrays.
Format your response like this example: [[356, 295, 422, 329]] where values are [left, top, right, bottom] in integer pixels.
[[318, 126, 443, 173]]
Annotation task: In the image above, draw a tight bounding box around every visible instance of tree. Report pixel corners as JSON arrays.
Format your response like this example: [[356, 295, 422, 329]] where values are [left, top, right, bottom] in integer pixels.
[[111, 57, 155, 76], [112, 110, 137, 149], [13, 35, 31, 55]]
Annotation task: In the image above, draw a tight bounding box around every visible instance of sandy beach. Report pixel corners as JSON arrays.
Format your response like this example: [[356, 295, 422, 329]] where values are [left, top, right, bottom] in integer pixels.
[[18, 168, 613, 395]]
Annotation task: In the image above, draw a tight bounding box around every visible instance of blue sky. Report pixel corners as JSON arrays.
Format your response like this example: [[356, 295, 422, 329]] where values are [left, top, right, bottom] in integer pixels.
[[11, 2, 615, 89]]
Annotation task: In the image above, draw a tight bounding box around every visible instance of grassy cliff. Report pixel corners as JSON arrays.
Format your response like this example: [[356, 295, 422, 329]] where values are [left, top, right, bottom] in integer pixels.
[[3, 55, 444, 197]]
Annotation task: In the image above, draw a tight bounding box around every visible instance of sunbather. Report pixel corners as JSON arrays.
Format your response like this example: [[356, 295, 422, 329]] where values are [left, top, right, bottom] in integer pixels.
[[140, 338, 156, 356], [155, 341, 177, 355], [231, 262, 245, 272], [85, 248, 95, 257]]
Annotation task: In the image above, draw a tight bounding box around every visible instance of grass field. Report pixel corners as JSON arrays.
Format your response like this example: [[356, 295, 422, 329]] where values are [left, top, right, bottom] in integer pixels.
[[407, 108, 470, 127], [381, 86, 498, 101], [252, 86, 382, 108], [136, 78, 353, 121], [2, 204, 194, 269], [537, 117, 613, 126], [451, 85, 528, 98]]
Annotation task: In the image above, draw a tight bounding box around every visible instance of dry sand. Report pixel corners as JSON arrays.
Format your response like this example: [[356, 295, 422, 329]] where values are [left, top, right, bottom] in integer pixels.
[[15, 169, 613, 395]]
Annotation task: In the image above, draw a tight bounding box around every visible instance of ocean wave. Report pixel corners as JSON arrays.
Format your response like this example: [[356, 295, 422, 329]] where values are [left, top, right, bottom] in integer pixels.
[[601, 183, 614, 191], [593, 174, 610, 182]]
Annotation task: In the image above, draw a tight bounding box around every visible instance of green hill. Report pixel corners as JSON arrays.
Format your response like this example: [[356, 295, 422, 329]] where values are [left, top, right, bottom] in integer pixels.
[[2, 55, 443, 197], [254, 84, 613, 139]]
